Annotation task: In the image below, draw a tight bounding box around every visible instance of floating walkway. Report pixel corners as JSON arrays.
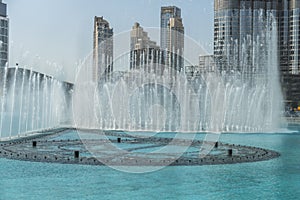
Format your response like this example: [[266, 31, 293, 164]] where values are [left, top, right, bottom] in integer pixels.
[[0, 128, 280, 166]]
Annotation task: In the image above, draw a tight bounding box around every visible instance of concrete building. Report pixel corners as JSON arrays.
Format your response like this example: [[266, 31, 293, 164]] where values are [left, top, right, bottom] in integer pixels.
[[130, 22, 161, 70], [185, 65, 203, 79], [0, 0, 8, 67], [214, 0, 300, 107], [185, 55, 215, 78], [199, 54, 215, 73], [160, 6, 184, 71], [93, 16, 113, 82]]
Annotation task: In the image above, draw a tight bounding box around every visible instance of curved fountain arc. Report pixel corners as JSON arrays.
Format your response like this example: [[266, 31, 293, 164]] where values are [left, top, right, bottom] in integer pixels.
[[0, 66, 72, 139]]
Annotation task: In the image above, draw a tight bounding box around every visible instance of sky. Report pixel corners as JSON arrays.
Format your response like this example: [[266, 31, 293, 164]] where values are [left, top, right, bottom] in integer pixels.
[[7, 0, 214, 82]]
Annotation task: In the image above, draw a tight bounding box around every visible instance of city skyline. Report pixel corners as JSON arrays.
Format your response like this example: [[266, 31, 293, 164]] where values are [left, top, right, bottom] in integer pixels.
[[7, 0, 213, 82]]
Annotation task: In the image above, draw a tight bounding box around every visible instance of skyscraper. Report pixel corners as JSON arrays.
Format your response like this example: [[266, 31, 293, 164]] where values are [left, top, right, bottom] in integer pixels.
[[214, 0, 300, 107], [0, 0, 8, 67], [130, 22, 161, 70], [160, 6, 184, 71], [289, 0, 300, 75], [214, 0, 280, 74], [93, 16, 113, 82]]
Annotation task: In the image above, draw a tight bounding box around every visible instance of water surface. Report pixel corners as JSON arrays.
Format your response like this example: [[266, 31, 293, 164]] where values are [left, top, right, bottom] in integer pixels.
[[0, 128, 299, 200]]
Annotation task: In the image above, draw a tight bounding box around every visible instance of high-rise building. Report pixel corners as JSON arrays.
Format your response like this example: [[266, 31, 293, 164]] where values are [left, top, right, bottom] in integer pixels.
[[93, 16, 113, 82], [289, 0, 300, 75], [286, 0, 300, 107], [214, 0, 300, 107], [160, 6, 184, 71], [214, 0, 280, 75], [130, 22, 161, 70], [0, 0, 8, 67]]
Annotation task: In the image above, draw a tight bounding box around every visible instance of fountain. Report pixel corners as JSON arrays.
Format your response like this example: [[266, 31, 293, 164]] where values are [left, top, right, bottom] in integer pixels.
[[0, 67, 72, 139], [0, 13, 283, 140], [0, 13, 284, 172], [70, 17, 285, 172], [73, 16, 283, 133]]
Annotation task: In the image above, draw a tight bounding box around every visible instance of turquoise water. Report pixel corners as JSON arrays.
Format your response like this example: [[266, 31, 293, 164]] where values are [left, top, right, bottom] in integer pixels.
[[0, 128, 300, 199]]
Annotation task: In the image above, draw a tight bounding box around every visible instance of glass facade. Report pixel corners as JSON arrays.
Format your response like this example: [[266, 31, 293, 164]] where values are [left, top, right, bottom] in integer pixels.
[[160, 6, 184, 71], [289, 7, 300, 74], [160, 6, 181, 51], [214, 0, 280, 74], [0, 0, 8, 68], [214, 9, 240, 71], [214, 0, 300, 106], [287, 0, 300, 106]]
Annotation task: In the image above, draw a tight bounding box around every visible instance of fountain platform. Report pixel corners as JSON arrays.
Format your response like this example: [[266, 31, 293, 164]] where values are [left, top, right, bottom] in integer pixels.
[[0, 128, 280, 166]]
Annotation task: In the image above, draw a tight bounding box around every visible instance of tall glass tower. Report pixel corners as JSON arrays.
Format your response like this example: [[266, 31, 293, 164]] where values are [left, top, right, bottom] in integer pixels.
[[160, 6, 184, 71], [0, 0, 8, 68], [287, 0, 300, 107], [289, 0, 300, 74], [93, 16, 113, 82], [214, 0, 280, 73], [214, 0, 300, 107]]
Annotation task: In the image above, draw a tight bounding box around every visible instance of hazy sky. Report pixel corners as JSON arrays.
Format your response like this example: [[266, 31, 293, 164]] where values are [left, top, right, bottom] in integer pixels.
[[7, 0, 214, 81]]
